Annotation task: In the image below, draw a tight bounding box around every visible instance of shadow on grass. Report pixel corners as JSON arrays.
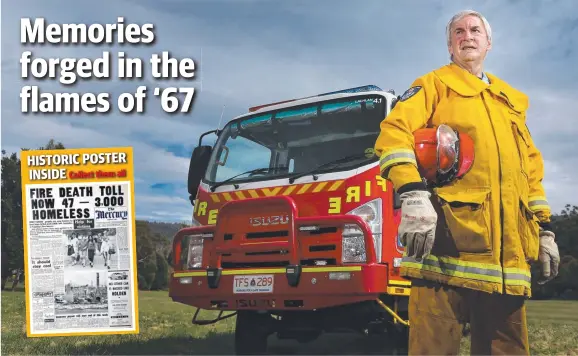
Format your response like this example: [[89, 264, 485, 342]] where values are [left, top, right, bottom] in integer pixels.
[[72, 333, 237, 355], [68, 332, 408, 355], [269, 334, 408, 355]]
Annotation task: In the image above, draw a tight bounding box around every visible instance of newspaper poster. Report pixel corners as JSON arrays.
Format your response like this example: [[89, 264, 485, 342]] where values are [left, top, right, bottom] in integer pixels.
[[20, 147, 139, 337]]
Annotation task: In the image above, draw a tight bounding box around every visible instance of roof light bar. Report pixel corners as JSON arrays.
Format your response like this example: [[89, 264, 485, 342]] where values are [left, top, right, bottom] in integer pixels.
[[317, 84, 383, 96], [248, 99, 298, 112], [247, 84, 384, 113]]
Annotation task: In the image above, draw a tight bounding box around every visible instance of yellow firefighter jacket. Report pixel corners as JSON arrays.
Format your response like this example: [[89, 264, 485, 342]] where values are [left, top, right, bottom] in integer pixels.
[[374, 63, 551, 298]]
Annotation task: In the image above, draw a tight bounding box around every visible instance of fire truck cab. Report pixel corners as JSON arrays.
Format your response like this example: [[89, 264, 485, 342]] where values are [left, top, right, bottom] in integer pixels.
[[169, 85, 411, 354]]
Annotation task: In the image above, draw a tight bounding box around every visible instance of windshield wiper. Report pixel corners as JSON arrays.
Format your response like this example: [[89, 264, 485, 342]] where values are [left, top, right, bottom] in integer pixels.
[[288, 153, 374, 184], [210, 167, 286, 192]]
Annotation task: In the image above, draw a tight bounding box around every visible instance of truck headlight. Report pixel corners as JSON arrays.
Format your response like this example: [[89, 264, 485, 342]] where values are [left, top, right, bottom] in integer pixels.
[[342, 224, 366, 263], [187, 239, 203, 268], [187, 217, 204, 269], [342, 198, 383, 263]]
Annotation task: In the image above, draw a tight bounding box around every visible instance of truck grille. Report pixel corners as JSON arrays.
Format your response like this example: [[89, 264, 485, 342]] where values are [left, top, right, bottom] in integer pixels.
[[219, 226, 340, 268], [246, 230, 289, 239]]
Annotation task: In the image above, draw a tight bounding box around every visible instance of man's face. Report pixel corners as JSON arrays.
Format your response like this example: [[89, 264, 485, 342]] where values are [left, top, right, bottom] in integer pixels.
[[448, 15, 491, 63]]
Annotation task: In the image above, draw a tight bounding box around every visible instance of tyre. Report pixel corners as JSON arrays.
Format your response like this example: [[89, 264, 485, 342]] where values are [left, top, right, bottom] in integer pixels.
[[234, 311, 272, 355], [389, 324, 409, 354]]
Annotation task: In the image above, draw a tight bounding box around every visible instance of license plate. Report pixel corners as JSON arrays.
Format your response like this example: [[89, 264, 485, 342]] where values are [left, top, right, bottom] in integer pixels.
[[233, 274, 274, 294]]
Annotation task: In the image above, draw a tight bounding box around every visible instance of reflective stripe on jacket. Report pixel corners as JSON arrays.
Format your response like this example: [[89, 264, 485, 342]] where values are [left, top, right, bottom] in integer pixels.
[[374, 63, 551, 297]]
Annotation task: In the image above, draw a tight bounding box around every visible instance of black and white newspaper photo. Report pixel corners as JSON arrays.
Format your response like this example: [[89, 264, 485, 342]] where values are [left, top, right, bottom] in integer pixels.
[[54, 271, 108, 316], [64, 228, 118, 270], [23, 180, 138, 336]]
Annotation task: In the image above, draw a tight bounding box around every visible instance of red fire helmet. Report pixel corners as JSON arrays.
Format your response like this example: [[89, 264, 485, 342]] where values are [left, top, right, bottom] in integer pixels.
[[413, 124, 475, 187]]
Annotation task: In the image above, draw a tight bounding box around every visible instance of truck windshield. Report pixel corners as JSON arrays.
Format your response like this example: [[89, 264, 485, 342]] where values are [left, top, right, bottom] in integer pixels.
[[203, 94, 387, 186]]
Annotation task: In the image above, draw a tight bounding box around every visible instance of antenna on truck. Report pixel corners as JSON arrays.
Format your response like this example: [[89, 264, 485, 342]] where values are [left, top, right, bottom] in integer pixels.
[[217, 104, 226, 130], [197, 104, 226, 147]]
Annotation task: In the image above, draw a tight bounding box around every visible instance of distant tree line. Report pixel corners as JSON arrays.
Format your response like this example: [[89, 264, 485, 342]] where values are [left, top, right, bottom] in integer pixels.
[[2, 140, 577, 298]]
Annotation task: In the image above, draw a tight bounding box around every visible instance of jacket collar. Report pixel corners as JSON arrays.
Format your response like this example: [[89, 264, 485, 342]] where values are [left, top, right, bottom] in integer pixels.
[[433, 63, 488, 96], [433, 63, 529, 112]]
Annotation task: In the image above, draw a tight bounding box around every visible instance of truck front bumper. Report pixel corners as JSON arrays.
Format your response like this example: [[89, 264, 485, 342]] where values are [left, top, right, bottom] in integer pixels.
[[169, 264, 391, 310]]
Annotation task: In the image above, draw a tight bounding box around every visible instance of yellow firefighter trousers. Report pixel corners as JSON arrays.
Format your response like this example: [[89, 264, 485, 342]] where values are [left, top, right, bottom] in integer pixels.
[[408, 278, 530, 355]]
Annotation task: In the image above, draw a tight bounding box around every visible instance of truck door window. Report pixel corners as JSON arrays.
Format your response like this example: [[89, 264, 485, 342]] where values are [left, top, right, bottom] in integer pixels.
[[213, 136, 272, 183]]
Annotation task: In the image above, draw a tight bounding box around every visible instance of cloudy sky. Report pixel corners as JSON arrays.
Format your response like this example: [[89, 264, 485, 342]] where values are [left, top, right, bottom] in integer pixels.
[[2, 0, 577, 223]]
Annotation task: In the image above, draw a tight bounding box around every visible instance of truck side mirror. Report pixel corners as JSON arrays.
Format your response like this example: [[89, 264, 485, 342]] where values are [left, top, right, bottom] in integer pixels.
[[187, 145, 213, 205]]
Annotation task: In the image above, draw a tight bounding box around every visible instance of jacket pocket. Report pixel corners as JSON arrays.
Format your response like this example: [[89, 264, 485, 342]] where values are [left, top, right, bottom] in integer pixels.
[[509, 115, 531, 178], [436, 187, 492, 254], [519, 198, 540, 262]]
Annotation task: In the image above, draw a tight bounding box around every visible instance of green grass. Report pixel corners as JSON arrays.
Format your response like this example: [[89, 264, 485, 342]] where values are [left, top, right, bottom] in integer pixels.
[[2, 289, 578, 355], [459, 299, 578, 355]]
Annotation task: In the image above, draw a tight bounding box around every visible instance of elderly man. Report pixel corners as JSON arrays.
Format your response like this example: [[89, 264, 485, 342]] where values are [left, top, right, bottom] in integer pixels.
[[374, 10, 560, 355]]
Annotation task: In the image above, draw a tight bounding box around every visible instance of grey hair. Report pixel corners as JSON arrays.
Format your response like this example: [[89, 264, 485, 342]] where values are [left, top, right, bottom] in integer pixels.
[[446, 10, 492, 46]]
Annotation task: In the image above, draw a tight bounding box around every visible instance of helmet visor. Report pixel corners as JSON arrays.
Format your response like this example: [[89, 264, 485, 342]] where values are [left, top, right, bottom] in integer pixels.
[[436, 124, 459, 174]]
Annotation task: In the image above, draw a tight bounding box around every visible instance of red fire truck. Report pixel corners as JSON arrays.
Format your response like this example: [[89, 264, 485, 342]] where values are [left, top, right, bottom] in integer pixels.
[[169, 85, 411, 354]]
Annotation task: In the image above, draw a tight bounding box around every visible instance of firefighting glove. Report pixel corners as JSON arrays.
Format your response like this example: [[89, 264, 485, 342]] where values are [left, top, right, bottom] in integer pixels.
[[537, 229, 560, 285], [398, 190, 437, 260]]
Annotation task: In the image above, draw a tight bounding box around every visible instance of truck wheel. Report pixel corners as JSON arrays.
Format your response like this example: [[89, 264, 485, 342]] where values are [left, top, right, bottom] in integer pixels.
[[234, 311, 271, 355], [391, 325, 409, 354]]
